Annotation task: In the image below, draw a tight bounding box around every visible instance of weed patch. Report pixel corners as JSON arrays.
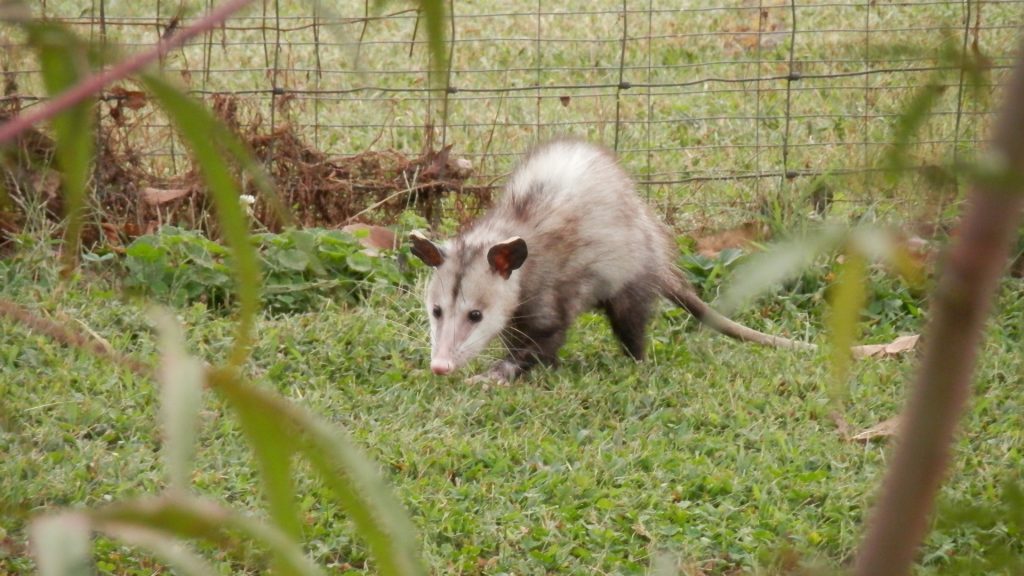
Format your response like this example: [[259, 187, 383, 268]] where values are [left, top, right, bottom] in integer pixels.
[[117, 226, 423, 313]]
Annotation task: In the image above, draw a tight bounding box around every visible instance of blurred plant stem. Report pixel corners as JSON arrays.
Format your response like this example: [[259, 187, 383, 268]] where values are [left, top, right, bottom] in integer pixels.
[[853, 42, 1024, 576]]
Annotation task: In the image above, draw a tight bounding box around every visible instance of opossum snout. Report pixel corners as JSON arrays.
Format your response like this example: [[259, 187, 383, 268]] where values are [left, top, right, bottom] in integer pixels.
[[431, 359, 455, 375]]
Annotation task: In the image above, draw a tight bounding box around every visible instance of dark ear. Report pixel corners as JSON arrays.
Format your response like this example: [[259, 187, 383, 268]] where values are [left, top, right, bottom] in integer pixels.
[[408, 231, 445, 267], [487, 237, 528, 280]]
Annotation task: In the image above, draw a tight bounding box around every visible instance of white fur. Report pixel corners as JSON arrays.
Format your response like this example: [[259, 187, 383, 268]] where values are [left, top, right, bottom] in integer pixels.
[[420, 138, 676, 375]]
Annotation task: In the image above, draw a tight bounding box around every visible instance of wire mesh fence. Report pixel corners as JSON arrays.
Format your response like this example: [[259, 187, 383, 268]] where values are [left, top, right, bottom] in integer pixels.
[[4, 0, 1023, 230]]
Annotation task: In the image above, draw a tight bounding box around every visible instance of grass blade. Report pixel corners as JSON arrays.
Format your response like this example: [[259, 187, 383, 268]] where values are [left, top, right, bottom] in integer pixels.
[[99, 525, 219, 576], [221, 379, 303, 542], [827, 249, 868, 404], [418, 0, 447, 80], [152, 308, 205, 492], [374, 0, 447, 82], [715, 226, 845, 315], [209, 368, 426, 576], [27, 23, 94, 275], [90, 495, 325, 576], [213, 122, 293, 229], [137, 74, 293, 229], [140, 75, 261, 366], [29, 513, 92, 576], [848, 227, 927, 289], [884, 81, 945, 178]]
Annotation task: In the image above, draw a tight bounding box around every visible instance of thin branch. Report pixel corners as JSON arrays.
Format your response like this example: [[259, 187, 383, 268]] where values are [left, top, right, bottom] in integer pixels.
[[853, 41, 1024, 576], [0, 0, 256, 145]]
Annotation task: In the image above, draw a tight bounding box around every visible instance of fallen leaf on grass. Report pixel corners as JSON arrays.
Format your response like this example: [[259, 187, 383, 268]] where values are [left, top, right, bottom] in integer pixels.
[[850, 416, 901, 442], [100, 222, 125, 251], [851, 334, 920, 359], [141, 187, 191, 206]]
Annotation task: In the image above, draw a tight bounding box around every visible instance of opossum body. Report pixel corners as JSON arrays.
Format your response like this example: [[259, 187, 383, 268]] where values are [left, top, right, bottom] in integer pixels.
[[409, 139, 812, 382]]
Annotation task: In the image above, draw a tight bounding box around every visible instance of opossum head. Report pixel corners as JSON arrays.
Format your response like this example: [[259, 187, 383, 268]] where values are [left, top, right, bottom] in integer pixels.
[[409, 231, 528, 376]]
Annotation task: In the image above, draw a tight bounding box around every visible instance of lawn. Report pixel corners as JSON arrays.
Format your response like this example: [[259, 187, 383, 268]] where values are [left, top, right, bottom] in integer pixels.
[[2, 1, 1024, 573], [1, 247, 1021, 574]]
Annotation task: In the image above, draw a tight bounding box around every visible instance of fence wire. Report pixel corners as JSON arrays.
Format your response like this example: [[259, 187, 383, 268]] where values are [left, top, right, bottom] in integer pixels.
[[4, 1, 1023, 229]]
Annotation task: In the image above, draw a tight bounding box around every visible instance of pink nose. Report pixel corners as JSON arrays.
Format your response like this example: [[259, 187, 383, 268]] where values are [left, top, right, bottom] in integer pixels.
[[431, 360, 454, 375]]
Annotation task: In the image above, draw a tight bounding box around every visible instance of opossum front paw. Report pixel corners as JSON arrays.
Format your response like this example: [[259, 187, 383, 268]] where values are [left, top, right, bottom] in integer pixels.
[[466, 361, 518, 386]]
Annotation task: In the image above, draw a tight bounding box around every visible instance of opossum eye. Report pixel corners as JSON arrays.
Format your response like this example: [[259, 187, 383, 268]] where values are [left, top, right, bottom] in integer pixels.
[[468, 310, 483, 323], [432, 305, 442, 319]]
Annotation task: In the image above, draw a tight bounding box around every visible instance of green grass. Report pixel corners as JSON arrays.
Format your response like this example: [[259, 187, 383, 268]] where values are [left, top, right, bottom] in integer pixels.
[[2, 3, 1023, 573], [1, 255, 1021, 574]]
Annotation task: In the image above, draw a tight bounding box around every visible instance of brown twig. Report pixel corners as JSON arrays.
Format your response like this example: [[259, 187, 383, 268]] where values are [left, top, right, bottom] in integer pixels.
[[853, 42, 1024, 576], [0, 0, 256, 145]]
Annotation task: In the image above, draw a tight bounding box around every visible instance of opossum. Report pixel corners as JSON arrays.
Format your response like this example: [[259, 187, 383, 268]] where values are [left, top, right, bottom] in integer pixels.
[[409, 138, 813, 382]]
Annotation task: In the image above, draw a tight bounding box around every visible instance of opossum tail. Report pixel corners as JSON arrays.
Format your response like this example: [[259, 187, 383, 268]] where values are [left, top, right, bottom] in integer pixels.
[[662, 270, 817, 351]]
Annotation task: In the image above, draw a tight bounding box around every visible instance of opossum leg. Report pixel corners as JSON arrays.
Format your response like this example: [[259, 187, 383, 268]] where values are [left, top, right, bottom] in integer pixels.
[[511, 326, 568, 367], [478, 324, 569, 382], [466, 360, 519, 386], [600, 282, 655, 360]]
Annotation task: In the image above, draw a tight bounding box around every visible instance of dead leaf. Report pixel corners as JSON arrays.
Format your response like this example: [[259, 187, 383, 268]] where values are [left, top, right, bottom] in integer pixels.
[[851, 334, 920, 359], [122, 222, 142, 238], [109, 86, 148, 110], [342, 223, 397, 254], [122, 91, 148, 110], [141, 187, 191, 206], [850, 415, 901, 442], [693, 220, 767, 258], [632, 522, 652, 541], [100, 222, 124, 251]]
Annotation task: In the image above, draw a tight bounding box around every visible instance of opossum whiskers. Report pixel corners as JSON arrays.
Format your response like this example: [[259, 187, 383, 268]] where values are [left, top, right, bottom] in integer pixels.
[[369, 286, 433, 352], [498, 323, 543, 352]]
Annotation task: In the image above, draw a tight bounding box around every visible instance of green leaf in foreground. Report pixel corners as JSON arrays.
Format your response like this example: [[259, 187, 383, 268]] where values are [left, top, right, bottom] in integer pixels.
[[27, 23, 94, 275], [715, 226, 845, 315], [210, 368, 426, 576], [848, 227, 927, 289], [648, 554, 679, 576], [827, 249, 868, 404], [885, 81, 945, 178], [89, 495, 325, 576], [374, 0, 447, 83], [98, 525, 218, 576], [30, 513, 92, 576], [218, 376, 303, 543], [153, 308, 205, 492], [141, 74, 261, 366], [418, 0, 448, 81]]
